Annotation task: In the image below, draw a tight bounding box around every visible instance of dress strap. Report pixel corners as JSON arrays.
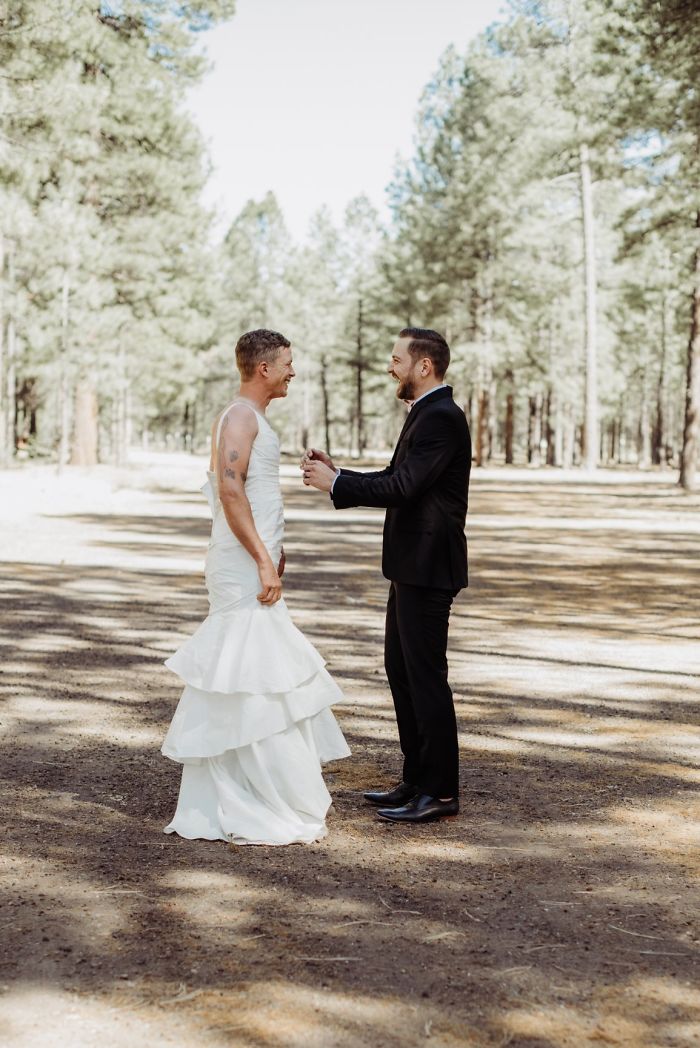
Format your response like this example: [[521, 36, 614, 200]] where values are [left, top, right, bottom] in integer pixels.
[[214, 400, 260, 455]]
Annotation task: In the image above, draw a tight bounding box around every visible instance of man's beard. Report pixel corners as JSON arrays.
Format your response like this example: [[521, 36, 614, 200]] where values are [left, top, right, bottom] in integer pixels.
[[396, 377, 416, 401]]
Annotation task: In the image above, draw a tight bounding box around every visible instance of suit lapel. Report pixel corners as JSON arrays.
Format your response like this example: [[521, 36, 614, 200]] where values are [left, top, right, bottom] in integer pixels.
[[390, 386, 453, 465]]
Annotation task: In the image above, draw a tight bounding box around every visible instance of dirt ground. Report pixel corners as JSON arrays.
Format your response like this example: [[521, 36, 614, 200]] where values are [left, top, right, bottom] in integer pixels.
[[1, 452, 699, 1048]]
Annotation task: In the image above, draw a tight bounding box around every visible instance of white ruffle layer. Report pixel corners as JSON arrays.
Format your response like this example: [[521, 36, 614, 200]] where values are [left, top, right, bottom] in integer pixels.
[[162, 670, 348, 763], [164, 599, 326, 695], [164, 713, 349, 845]]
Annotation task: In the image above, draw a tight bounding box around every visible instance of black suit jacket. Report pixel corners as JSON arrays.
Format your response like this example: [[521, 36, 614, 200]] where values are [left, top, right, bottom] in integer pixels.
[[331, 386, 471, 589]]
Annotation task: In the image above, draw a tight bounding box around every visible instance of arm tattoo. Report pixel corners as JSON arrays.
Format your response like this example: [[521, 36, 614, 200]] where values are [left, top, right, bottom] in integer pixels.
[[229, 449, 239, 463], [241, 471, 247, 482], [224, 468, 236, 480]]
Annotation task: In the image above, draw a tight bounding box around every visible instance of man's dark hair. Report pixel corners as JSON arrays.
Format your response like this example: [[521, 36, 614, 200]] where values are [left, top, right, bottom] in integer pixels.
[[399, 327, 450, 379], [235, 329, 291, 380]]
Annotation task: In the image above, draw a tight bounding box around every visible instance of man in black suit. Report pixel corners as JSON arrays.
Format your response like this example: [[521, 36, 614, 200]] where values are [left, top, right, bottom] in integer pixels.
[[302, 328, 471, 823]]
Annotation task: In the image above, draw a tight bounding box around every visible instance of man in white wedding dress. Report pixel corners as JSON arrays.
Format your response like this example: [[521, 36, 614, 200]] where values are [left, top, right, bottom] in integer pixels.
[[161, 329, 350, 845]]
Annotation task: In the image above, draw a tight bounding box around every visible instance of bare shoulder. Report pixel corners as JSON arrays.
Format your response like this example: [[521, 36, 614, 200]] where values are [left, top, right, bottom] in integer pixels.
[[214, 402, 257, 445], [222, 402, 259, 433]]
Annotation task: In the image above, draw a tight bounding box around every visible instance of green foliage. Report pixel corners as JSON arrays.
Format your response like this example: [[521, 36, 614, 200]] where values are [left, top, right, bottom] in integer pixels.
[[0, 0, 233, 460], [1, 0, 697, 474]]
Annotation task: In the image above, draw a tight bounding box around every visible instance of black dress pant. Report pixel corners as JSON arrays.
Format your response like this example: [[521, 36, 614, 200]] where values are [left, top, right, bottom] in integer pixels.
[[384, 581, 459, 798]]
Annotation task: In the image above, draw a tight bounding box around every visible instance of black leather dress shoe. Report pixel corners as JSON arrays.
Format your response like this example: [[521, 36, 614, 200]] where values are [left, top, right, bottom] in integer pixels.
[[376, 793, 459, 823], [363, 782, 418, 807]]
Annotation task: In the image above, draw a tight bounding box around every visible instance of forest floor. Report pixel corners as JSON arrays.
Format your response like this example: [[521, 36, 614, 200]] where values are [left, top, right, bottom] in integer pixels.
[[1, 452, 699, 1048]]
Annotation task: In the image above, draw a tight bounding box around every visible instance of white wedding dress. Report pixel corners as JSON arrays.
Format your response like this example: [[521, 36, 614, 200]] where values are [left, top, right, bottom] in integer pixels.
[[161, 401, 350, 845]]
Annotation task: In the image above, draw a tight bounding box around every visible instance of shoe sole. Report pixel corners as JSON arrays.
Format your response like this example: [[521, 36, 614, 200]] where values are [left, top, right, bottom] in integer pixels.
[[376, 809, 459, 823]]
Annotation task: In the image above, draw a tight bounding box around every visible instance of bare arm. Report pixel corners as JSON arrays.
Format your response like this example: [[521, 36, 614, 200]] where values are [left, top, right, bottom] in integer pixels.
[[217, 405, 282, 606]]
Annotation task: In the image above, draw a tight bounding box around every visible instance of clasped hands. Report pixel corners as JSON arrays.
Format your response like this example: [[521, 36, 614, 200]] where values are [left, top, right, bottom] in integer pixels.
[[301, 448, 337, 492]]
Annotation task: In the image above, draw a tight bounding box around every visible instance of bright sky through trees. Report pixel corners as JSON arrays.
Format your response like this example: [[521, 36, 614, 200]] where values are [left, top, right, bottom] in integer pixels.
[[188, 0, 505, 240]]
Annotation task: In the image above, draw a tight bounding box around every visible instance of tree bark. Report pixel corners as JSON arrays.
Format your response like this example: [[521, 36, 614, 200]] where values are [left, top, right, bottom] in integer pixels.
[[545, 388, 555, 465], [487, 377, 496, 462], [475, 388, 489, 467], [652, 291, 667, 465], [641, 379, 649, 469], [528, 393, 543, 466], [0, 235, 5, 466], [579, 142, 598, 471], [319, 354, 332, 456], [354, 297, 365, 456], [57, 271, 71, 472], [182, 402, 192, 452], [3, 240, 17, 465], [562, 403, 574, 469], [680, 211, 700, 491], [70, 381, 98, 466], [504, 388, 514, 465]]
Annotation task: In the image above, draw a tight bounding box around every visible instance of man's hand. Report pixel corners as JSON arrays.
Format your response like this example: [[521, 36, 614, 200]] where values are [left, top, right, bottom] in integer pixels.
[[257, 558, 282, 605], [301, 447, 336, 472], [277, 547, 286, 578], [302, 458, 336, 492]]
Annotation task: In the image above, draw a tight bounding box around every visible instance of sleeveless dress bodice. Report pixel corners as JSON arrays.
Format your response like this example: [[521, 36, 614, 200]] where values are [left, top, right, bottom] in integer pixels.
[[205, 407, 285, 558]]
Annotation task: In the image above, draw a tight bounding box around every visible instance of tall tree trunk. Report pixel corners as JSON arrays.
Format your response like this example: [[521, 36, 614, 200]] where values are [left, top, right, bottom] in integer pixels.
[[639, 362, 651, 468], [5, 311, 16, 463], [114, 338, 130, 465], [653, 291, 667, 466], [562, 403, 574, 468], [182, 402, 191, 452], [57, 271, 71, 473], [475, 388, 489, 467], [71, 380, 98, 466], [528, 393, 543, 466], [579, 142, 598, 471], [487, 377, 496, 462], [300, 356, 311, 452], [354, 297, 365, 456], [545, 388, 555, 465], [504, 381, 514, 466], [3, 240, 17, 465], [680, 211, 700, 491], [0, 235, 5, 466], [553, 398, 564, 467], [319, 354, 332, 456]]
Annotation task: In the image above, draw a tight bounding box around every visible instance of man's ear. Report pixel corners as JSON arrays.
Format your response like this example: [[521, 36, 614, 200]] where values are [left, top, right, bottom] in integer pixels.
[[259, 360, 269, 378]]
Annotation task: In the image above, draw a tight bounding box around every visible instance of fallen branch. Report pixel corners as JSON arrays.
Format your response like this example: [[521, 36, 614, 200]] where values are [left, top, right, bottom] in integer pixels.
[[635, 950, 692, 957], [159, 984, 204, 1005], [330, 919, 394, 928], [521, 944, 569, 953], [423, 931, 465, 943], [378, 895, 422, 915], [609, 924, 669, 941]]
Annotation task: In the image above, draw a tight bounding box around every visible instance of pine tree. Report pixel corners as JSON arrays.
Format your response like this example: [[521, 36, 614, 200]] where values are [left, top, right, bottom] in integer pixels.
[[604, 0, 700, 489]]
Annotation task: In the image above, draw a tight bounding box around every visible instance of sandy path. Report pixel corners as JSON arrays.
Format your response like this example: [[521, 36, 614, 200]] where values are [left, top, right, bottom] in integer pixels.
[[1, 453, 699, 1047]]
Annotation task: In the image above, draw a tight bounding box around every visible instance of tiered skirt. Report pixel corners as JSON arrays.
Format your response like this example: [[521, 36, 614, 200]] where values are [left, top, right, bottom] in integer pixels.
[[161, 597, 350, 845]]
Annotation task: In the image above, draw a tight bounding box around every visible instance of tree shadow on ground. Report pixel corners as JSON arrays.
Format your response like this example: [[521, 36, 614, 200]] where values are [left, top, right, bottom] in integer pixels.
[[1, 473, 699, 1047]]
